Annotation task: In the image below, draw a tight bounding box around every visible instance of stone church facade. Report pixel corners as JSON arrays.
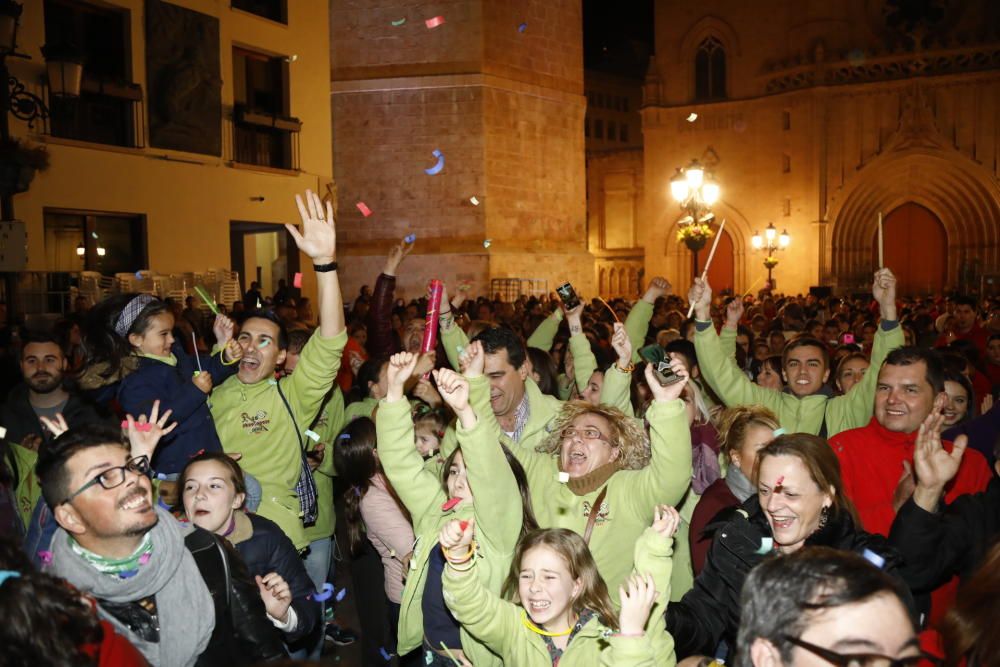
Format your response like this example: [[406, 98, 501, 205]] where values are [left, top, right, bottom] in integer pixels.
[[639, 0, 1000, 297]]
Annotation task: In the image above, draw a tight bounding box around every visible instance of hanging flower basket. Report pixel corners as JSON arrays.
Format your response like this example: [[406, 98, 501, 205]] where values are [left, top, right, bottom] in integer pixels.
[[763, 256, 780, 269], [678, 223, 714, 252]]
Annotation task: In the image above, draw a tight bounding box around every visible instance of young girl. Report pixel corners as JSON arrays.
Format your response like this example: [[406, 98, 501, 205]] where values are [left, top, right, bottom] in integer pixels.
[[179, 451, 320, 651], [86, 293, 243, 474], [438, 506, 680, 666], [332, 416, 414, 656], [413, 404, 446, 474], [377, 352, 537, 666]]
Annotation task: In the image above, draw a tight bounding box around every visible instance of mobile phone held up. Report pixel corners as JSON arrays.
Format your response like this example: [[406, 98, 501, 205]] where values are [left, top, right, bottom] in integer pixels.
[[653, 360, 685, 387], [556, 282, 581, 311]]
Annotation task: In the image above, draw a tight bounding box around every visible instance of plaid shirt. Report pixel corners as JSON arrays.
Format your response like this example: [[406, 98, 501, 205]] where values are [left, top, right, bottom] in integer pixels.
[[508, 394, 531, 443]]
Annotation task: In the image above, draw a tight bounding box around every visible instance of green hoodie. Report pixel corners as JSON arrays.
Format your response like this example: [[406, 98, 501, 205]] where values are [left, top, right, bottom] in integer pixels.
[[693, 321, 903, 436], [376, 395, 523, 666], [441, 526, 678, 666], [303, 387, 345, 542], [211, 329, 347, 550]]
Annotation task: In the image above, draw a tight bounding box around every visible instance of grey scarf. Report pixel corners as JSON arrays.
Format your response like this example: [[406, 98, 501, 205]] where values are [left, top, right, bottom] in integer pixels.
[[725, 466, 756, 503], [48, 506, 215, 667]]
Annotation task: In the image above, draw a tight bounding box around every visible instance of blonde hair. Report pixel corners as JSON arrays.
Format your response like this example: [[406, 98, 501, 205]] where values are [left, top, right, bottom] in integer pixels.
[[683, 380, 712, 426], [717, 406, 781, 461], [501, 528, 618, 630], [536, 401, 650, 470]]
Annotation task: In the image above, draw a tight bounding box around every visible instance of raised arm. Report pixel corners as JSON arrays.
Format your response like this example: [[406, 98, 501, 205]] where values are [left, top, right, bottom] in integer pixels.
[[288, 189, 344, 340], [566, 303, 597, 394], [600, 322, 635, 416], [526, 308, 564, 351], [625, 277, 671, 362], [366, 238, 412, 357]]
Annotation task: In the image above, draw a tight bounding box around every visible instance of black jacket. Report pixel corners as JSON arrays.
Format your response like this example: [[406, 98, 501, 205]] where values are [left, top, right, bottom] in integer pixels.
[[234, 513, 322, 647], [666, 496, 908, 659], [889, 478, 1000, 593], [0, 383, 111, 449]]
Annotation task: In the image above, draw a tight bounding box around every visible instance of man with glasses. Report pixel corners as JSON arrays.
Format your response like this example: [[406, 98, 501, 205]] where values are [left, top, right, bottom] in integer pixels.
[[735, 547, 928, 667], [37, 423, 284, 666]]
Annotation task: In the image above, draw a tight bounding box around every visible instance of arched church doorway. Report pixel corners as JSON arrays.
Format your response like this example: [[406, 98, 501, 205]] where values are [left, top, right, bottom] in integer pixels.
[[871, 203, 947, 296], [697, 227, 735, 294]]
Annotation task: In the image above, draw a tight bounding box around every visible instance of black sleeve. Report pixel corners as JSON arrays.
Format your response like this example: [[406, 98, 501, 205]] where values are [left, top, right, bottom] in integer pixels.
[[222, 538, 287, 662]]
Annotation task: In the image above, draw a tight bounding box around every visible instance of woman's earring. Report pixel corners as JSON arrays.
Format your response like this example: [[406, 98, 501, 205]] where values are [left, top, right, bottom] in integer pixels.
[[818, 505, 830, 529]]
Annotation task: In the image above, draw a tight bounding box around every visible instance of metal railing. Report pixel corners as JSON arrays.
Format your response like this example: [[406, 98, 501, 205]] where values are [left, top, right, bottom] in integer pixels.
[[490, 278, 549, 302]]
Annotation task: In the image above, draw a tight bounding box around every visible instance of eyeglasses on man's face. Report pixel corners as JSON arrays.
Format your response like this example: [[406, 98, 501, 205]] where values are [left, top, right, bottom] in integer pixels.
[[782, 634, 938, 667], [560, 427, 610, 443], [61, 455, 151, 505]]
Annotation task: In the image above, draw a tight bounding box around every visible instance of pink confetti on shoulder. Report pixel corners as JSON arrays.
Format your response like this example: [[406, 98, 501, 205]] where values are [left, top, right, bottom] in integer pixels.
[[425, 15, 445, 28], [293, 272, 302, 288], [356, 202, 373, 217]]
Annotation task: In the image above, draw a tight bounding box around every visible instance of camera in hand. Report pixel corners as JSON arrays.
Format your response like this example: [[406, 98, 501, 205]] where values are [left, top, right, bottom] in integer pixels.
[[556, 282, 581, 310], [653, 360, 684, 386]]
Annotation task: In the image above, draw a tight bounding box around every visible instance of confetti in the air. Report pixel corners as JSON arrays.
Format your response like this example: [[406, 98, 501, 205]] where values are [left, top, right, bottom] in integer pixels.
[[293, 272, 302, 288], [425, 15, 445, 29], [404, 234, 416, 244], [424, 149, 445, 175], [391, 18, 406, 26], [686, 113, 698, 122], [470, 196, 480, 206], [356, 201, 373, 217]]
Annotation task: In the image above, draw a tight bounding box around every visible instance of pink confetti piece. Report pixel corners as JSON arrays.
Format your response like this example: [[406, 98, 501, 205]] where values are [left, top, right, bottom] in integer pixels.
[[425, 15, 445, 29], [38, 550, 53, 565], [356, 201, 373, 217], [459, 520, 469, 531], [293, 272, 302, 288], [442, 497, 461, 511]]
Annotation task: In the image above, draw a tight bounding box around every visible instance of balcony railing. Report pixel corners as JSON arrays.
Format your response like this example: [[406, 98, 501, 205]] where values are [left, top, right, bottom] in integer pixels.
[[45, 77, 146, 149]]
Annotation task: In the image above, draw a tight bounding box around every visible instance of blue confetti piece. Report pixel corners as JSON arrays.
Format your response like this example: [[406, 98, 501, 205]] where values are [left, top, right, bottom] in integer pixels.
[[335, 587, 347, 602], [518, 22, 527, 32], [862, 548, 886, 569], [380, 647, 392, 661], [772, 427, 786, 437], [755, 537, 773, 555], [424, 149, 445, 175], [313, 582, 335, 602], [404, 234, 417, 244]]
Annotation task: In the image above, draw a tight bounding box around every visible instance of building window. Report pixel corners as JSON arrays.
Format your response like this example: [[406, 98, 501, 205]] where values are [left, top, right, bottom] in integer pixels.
[[694, 36, 726, 101], [782, 110, 791, 130], [232, 47, 301, 170], [782, 154, 791, 173], [783, 198, 792, 217], [620, 124, 629, 143], [43, 0, 142, 148], [608, 121, 617, 141], [231, 0, 287, 23], [594, 119, 604, 139], [622, 97, 630, 112], [584, 118, 590, 137], [44, 209, 146, 274]]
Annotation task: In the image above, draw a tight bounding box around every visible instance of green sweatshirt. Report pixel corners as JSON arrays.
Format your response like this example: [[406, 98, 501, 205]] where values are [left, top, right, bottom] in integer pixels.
[[376, 396, 523, 666], [10, 443, 40, 530], [304, 387, 345, 543], [693, 321, 904, 436], [343, 396, 377, 424], [441, 527, 677, 667], [211, 329, 347, 550], [478, 385, 692, 600]]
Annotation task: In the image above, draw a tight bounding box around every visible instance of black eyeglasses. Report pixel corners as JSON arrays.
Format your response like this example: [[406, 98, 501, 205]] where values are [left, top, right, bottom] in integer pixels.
[[783, 635, 939, 667], [61, 455, 151, 505]]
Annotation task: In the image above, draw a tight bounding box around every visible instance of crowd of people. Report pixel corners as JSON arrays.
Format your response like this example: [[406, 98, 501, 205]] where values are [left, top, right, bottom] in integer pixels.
[[0, 188, 998, 667]]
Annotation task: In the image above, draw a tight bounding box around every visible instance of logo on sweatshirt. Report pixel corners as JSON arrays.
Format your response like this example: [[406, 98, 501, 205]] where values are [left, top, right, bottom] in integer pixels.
[[581, 499, 611, 525], [241, 411, 270, 434]]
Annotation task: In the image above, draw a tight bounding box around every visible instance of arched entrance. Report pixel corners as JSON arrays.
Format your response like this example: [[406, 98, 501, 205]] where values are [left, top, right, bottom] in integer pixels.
[[697, 228, 735, 294], [871, 203, 947, 296]]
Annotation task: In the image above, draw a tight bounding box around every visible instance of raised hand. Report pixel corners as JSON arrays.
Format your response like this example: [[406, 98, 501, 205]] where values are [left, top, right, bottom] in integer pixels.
[[912, 406, 967, 512], [643, 276, 672, 304], [433, 368, 475, 428], [644, 355, 689, 403], [256, 572, 292, 623], [651, 504, 681, 539], [412, 351, 437, 378], [213, 314, 236, 347], [872, 268, 898, 321], [611, 322, 632, 367], [618, 573, 658, 637], [438, 517, 475, 553], [124, 399, 178, 462], [386, 352, 419, 402], [224, 338, 244, 364], [289, 189, 336, 263], [383, 237, 414, 277], [412, 377, 443, 408], [39, 413, 69, 439], [193, 371, 213, 394], [725, 298, 744, 329], [688, 277, 712, 320], [458, 340, 485, 378]]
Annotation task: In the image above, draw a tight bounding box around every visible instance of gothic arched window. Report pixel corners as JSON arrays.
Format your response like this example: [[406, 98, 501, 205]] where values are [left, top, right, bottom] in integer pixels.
[[695, 36, 726, 101]]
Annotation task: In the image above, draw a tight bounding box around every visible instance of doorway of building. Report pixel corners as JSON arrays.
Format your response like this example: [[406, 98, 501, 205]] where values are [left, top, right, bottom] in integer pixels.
[[229, 221, 300, 305], [696, 227, 735, 294], [872, 203, 946, 296]]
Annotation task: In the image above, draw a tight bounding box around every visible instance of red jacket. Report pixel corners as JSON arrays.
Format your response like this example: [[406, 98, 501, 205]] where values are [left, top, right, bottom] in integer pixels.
[[830, 417, 992, 537], [81, 620, 148, 666]]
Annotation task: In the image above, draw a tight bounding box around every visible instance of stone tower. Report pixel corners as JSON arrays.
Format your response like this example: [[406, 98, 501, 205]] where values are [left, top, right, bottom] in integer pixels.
[[330, 0, 592, 301]]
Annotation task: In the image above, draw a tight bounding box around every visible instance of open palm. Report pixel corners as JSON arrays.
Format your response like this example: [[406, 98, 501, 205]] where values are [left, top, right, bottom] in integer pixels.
[[289, 190, 336, 262]]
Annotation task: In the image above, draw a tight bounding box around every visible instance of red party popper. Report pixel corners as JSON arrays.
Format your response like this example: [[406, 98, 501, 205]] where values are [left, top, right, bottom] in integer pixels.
[[421, 279, 444, 354]]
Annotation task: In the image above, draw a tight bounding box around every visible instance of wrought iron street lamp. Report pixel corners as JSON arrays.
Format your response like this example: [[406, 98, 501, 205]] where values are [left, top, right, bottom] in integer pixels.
[[751, 222, 791, 288], [670, 159, 721, 276]]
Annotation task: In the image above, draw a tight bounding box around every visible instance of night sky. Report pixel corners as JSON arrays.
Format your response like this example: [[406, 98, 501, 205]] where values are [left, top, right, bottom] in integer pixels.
[[583, 0, 654, 78]]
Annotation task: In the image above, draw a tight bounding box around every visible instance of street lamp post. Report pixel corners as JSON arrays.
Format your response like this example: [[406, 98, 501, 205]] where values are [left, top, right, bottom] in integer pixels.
[[751, 222, 791, 289], [670, 160, 720, 277]]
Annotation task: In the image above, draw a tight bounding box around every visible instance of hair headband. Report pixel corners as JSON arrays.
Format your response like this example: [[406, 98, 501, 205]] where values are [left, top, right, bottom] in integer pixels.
[[114, 294, 158, 337]]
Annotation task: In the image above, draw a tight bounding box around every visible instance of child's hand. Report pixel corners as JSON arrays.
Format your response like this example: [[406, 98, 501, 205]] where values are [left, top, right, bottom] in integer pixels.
[[224, 339, 243, 364], [255, 572, 292, 623], [651, 504, 681, 539], [611, 322, 632, 366], [213, 314, 235, 346], [458, 340, 485, 378], [433, 368, 471, 414], [643, 355, 689, 403], [412, 351, 436, 378], [124, 399, 178, 462], [618, 573, 657, 637], [412, 377, 443, 407], [438, 517, 475, 553], [387, 352, 419, 401], [193, 371, 213, 394]]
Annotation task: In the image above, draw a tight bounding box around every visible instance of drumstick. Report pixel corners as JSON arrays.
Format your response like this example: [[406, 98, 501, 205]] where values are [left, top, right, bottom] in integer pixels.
[[687, 219, 726, 318]]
